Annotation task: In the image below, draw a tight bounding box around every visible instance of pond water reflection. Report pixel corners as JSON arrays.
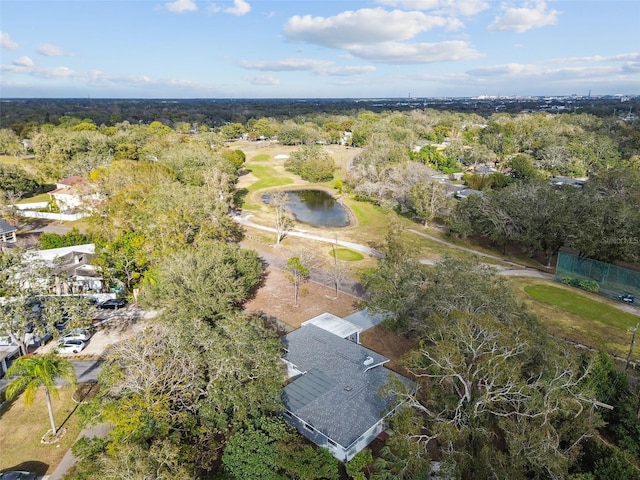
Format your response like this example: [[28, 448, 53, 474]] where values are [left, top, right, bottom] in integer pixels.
[[262, 189, 350, 227]]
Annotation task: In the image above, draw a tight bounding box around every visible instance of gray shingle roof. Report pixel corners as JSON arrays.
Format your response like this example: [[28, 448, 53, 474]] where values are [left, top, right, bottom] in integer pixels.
[[0, 219, 17, 235], [282, 324, 412, 448]]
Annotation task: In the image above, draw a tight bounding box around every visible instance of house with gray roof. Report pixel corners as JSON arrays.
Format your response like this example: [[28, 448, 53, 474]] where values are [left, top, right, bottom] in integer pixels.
[[0, 219, 17, 244], [551, 176, 586, 188], [281, 323, 413, 462]]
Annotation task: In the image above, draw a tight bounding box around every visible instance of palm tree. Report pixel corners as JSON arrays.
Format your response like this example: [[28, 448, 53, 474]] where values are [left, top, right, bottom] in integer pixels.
[[5, 353, 77, 436]]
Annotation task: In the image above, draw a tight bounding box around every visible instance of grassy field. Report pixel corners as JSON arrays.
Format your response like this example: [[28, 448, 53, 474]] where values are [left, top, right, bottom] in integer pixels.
[[16, 192, 51, 204], [0, 386, 83, 475], [329, 248, 365, 261], [510, 278, 640, 360], [0, 155, 45, 180], [1, 155, 20, 166], [243, 163, 294, 194]]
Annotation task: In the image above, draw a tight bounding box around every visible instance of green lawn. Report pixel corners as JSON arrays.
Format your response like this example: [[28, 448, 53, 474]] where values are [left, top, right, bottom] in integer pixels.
[[0, 386, 84, 475], [515, 280, 640, 359], [244, 164, 294, 193], [17, 192, 51, 204], [329, 248, 364, 261], [525, 284, 640, 331], [0, 155, 23, 166]]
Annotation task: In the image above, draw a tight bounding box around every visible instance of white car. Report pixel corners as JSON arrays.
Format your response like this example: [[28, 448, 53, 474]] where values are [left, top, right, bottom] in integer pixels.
[[57, 338, 86, 354], [61, 328, 93, 342]]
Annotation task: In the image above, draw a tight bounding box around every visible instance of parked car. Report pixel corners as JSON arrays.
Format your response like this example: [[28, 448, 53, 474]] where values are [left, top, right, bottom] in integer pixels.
[[56, 338, 86, 354], [60, 328, 93, 342], [618, 293, 635, 304], [54, 316, 70, 332], [0, 472, 36, 480], [97, 298, 127, 310]]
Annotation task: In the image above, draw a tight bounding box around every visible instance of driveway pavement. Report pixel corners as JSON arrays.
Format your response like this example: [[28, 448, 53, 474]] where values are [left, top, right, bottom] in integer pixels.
[[37, 304, 156, 358], [45, 423, 112, 480]]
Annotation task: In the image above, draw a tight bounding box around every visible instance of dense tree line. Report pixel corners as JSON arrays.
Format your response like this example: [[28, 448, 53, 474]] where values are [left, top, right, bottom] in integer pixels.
[[449, 166, 640, 265], [3, 97, 639, 134], [362, 225, 640, 479]]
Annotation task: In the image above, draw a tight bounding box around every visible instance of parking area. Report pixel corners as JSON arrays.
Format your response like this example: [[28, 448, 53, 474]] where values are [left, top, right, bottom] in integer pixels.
[[37, 304, 157, 358]]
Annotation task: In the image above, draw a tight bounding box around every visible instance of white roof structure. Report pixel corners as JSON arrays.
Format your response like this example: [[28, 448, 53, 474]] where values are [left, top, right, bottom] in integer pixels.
[[33, 244, 95, 264], [302, 312, 362, 342]]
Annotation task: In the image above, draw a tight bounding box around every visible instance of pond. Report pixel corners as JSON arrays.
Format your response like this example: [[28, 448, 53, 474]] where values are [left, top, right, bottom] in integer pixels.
[[262, 189, 350, 228]]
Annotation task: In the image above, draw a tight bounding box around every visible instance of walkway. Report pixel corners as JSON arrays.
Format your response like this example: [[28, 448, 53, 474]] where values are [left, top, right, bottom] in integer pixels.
[[233, 213, 555, 281], [233, 214, 383, 258]]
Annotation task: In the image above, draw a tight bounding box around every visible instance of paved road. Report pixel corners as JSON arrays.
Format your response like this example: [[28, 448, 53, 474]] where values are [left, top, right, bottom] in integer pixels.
[[0, 360, 103, 398]]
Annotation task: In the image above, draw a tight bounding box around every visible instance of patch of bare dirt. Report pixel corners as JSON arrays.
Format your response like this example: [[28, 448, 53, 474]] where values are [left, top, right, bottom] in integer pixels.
[[244, 267, 361, 329], [360, 325, 418, 375]]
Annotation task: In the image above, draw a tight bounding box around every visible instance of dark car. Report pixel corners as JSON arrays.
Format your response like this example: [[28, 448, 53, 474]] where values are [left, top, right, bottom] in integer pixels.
[[54, 316, 70, 332], [0, 472, 36, 480], [617, 293, 635, 304], [97, 298, 127, 309]]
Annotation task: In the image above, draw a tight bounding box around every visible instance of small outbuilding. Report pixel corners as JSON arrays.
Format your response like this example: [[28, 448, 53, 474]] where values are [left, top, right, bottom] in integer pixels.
[[302, 312, 362, 344], [0, 219, 17, 243]]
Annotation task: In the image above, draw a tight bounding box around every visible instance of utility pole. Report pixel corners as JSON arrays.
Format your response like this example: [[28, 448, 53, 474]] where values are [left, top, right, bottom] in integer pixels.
[[625, 323, 639, 370]]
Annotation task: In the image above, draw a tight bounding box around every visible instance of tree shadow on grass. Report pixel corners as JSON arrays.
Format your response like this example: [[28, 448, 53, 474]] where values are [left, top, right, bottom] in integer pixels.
[[2, 461, 49, 476], [58, 381, 98, 430]]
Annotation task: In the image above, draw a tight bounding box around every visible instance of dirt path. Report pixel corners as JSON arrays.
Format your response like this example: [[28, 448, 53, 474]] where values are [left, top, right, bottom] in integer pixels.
[[233, 213, 383, 257]]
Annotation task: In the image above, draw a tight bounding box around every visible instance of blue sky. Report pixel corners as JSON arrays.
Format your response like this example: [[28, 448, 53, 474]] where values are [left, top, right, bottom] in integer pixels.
[[1, 0, 639, 98]]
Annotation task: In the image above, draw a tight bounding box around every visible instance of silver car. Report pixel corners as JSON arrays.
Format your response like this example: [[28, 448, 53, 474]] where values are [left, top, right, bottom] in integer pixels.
[[61, 328, 94, 342], [57, 338, 86, 354]]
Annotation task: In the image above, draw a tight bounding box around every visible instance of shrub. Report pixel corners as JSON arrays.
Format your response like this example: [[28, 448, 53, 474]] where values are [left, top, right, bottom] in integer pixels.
[[285, 144, 335, 182], [578, 279, 600, 292], [560, 277, 600, 293]]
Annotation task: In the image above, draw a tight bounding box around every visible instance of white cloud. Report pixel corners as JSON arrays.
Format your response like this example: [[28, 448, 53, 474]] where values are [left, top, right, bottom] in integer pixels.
[[468, 63, 539, 76], [284, 8, 458, 48], [325, 65, 377, 76], [165, 0, 197, 13], [377, 0, 490, 16], [239, 58, 376, 77], [238, 58, 335, 72], [246, 74, 279, 86], [553, 53, 640, 63], [225, 0, 251, 16], [37, 43, 75, 57], [283, 8, 478, 65], [13, 56, 33, 67], [3, 65, 77, 79], [349, 40, 483, 64], [466, 62, 628, 82], [209, 0, 251, 16], [0, 31, 18, 50], [488, 1, 559, 33]]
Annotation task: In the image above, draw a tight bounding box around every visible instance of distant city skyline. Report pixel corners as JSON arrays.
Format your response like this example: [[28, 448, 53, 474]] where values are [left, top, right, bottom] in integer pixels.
[[1, 1, 639, 99]]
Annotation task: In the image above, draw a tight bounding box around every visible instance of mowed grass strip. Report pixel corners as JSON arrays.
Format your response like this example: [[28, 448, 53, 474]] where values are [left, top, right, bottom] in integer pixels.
[[329, 248, 364, 261], [244, 164, 294, 193], [0, 386, 83, 475], [515, 280, 640, 359], [17, 192, 51, 204], [525, 284, 640, 330]]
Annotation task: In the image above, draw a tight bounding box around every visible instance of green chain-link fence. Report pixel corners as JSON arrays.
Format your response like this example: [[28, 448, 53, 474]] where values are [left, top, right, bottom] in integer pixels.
[[555, 251, 639, 305]]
